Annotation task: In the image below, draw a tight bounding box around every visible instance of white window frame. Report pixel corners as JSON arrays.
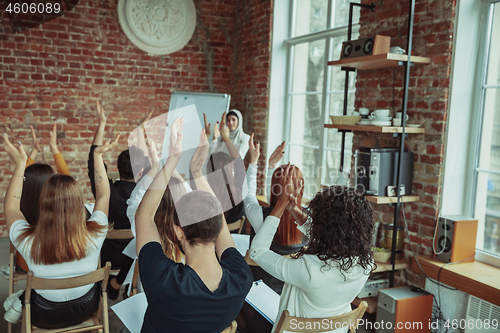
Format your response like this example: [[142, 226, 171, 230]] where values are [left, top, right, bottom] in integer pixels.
[[443, 0, 500, 267], [270, 0, 359, 199]]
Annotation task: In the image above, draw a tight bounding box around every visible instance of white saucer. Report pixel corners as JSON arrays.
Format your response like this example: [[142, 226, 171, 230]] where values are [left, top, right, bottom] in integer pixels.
[[357, 120, 371, 125], [371, 121, 392, 126], [406, 124, 421, 127], [370, 116, 392, 121]]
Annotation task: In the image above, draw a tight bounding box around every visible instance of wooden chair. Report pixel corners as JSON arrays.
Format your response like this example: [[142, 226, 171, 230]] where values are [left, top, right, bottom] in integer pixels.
[[130, 259, 139, 297], [101, 228, 134, 273], [227, 216, 245, 234], [8, 241, 28, 333], [221, 320, 237, 333], [21, 262, 112, 333], [274, 301, 368, 333], [105, 228, 134, 240]]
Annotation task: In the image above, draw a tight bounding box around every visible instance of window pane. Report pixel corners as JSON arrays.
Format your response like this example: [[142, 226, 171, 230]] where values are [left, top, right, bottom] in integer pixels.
[[333, 0, 360, 28], [474, 171, 500, 257], [328, 92, 356, 117], [330, 36, 358, 92], [294, 0, 329, 37], [291, 40, 326, 93], [486, 3, 500, 85], [477, 88, 500, 172], [288, 145, 322, 199], [289, 94, 323, 146]]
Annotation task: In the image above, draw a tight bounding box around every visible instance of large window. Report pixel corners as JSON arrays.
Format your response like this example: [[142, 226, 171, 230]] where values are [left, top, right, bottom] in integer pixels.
[[284, 0, 359, 199], [471, 1, 500, 258]]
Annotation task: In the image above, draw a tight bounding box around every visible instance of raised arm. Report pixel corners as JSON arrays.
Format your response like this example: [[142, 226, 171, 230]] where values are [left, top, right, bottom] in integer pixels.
[[266, 141, 285, 201], [243, 134, 265, 231], [2, 135, 28, 231], [93, 101, 107, 146], [93, 134, 120, 215], [49, 123, 70, 175], [27, 126, 41, 166], [135, 117, 184, 255], [126, 141, 161, 237], [190, 128, 236, 258]]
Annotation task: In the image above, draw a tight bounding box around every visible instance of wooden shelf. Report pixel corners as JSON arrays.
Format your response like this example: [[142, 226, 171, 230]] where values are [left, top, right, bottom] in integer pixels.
[[352, 296, 377, 314], [328, 53, 431, 70], [366, 195, 419, 204], [373, 259, 409, 272], [411, 255, 500, 307], [324, 124, 425, 134]]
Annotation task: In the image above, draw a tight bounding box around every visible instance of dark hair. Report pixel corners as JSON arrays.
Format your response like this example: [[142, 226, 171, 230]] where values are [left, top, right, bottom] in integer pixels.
[[227, 110, 238, 119], [295, 185, 374, 278], [117, 149, 134, 180], [154, 177, 186, 262], [173, 191, 223, 246], [20, 164, 54, 226]]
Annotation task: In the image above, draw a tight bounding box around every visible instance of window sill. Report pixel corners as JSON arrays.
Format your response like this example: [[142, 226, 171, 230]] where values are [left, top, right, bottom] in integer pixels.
[[411, 255, 500, 306]]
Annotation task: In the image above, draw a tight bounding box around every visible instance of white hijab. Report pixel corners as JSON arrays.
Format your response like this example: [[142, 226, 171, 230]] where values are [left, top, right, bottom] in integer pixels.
[[214, 109, 250, 157]]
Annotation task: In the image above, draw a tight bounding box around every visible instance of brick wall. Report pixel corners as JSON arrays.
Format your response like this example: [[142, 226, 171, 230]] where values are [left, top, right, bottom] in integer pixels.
[[0, 0, 273, 236], [231, 0, 273, 192], [354, 0, 456, 287]]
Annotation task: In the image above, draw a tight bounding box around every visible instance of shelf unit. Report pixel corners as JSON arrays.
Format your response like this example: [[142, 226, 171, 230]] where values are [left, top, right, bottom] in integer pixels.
[[366, 195, 419, 204], [327, 53, 430, 70], [327, 0, 428, 288], [324, 124, 425, 134]]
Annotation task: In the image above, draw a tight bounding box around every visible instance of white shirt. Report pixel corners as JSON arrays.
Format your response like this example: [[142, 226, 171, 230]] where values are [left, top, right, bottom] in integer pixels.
[[9, 210, 108, 302], [250, 216, 371, 333]]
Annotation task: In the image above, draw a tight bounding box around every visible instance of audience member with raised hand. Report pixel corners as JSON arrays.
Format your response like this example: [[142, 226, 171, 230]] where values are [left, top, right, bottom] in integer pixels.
[[2, 125, 71, 276], [26, 124, 70, 175], [212, 109, 250, 157], [135, 119, 253, 333], [250, 167, 374, 333], [88, 100, 136, 274], [2, 133, 119, 327]]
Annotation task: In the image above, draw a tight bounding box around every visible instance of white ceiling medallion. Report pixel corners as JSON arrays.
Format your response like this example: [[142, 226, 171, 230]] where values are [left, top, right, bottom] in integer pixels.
[[118, 0, 196, 55]]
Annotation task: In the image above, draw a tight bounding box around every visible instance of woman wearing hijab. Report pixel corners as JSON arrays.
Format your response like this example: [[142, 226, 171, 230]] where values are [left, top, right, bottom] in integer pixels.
[[211, 109, 250, 157]]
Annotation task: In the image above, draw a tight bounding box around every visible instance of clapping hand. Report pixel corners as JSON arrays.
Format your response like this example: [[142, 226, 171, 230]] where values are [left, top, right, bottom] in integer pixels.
[[190, 129, 209, 177], [96, 101, 106, 124], [203, 113, 212, 139], [2, 134, 28, 167], [94, 134, 120, 154], [168, 117, 184, 158], [248, 133, 260, 165]]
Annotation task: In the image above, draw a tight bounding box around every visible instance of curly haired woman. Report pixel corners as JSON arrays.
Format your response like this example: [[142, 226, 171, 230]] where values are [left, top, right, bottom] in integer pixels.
[[250, 165, 374, 333]]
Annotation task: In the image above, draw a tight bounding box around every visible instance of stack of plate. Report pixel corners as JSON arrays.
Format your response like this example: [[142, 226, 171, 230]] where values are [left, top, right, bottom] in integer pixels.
[[357, 119, 371, 125], [369, 116, 393, 126]]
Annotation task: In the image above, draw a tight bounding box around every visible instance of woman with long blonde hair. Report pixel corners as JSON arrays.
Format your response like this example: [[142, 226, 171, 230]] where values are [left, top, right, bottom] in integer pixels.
[[2, 133, 118, 328]]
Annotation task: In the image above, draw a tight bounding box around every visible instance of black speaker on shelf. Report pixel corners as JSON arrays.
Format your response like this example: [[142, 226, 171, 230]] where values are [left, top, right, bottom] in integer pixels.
[[341, 35, 391, 59]]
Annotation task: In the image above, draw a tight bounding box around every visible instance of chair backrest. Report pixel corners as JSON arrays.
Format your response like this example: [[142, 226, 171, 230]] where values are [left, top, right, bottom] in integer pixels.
[[221, 320, 237, 333], [105, 228, 134, 239], [23, 262, 111, 333], [25, 262, 111, 304], [274, 301, 368, 333], [227, 217, 245, 234]]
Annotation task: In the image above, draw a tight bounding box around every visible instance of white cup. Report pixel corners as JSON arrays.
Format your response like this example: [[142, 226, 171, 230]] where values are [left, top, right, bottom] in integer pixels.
[[395, 112, 409, 120], [374, 109, 390, 117], [393, 119, 402, 127], [351, 111, 360, 116], [359, 108, 370, 116]]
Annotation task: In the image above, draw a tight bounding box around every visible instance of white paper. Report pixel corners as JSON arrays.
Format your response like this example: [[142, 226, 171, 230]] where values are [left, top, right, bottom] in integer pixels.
[[231, 234, 250, 257], [122, 238, 137, 259], [84, 203, 95, 214], [245, 280, 280, 324], [111, 293, 148, 333]]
